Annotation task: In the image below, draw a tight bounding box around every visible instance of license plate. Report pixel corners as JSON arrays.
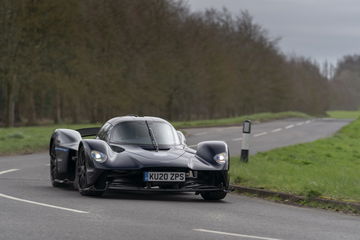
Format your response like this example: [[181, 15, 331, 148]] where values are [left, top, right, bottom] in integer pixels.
[[144, 172, 185, 182]]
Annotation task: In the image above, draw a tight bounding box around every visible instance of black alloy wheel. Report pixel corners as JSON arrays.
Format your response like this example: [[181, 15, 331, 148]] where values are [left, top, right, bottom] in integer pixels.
[[200, 191, 227, 201], [77, 146, 104, 197], [50, 142, 66, 187]]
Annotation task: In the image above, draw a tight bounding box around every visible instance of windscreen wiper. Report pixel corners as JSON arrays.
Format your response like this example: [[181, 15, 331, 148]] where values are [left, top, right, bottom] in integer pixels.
[[145, 121, 159, 152]]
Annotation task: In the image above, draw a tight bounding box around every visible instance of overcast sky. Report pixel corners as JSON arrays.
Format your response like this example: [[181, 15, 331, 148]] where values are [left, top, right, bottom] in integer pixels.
[[188, 0, 360, 66]]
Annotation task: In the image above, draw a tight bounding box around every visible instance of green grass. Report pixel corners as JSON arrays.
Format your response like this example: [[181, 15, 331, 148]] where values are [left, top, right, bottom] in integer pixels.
[[327, 110, 360, 119], [172, 111, 310, 128], [0, 111, 310, 156], [230, 118, 360, 202], [0, 124, 98, 155]]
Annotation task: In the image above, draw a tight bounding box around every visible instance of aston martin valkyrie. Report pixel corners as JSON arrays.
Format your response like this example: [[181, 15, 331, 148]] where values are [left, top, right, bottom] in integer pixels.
[[49, 116, 230, 200]]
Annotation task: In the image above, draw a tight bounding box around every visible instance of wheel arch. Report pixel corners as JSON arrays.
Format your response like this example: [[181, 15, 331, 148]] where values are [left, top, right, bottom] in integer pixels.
[[195, 141, 229, 170], [76, 139, 108, 191]]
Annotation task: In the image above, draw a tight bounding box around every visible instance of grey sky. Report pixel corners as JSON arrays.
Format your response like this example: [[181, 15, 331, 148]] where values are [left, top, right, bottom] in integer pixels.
[[188, 0, 360, 65]]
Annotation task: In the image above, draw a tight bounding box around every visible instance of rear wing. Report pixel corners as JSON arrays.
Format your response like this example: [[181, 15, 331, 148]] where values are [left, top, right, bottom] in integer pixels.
[[76, 127, 100, 137]]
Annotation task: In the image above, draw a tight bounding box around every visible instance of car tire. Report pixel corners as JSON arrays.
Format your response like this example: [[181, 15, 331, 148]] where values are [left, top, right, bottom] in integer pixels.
[[200, 191, 227, 200], [50, 141, 67, 188], [76, 146, 104, 197]]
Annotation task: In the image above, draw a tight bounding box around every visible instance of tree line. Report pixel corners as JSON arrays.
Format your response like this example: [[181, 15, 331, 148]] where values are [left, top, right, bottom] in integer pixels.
[[0, 0, 346, 127], [329, 55, 360, 110]]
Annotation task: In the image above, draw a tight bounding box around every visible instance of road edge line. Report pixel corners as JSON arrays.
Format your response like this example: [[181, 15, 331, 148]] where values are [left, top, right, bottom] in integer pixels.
[[193, 228, 282, 240], [0, 169, 19, 175], [0, 193, 89, 214]]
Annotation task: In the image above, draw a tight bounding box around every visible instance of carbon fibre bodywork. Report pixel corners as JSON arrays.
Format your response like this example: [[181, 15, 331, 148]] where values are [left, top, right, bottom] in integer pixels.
[[49, 116, 230, 197]]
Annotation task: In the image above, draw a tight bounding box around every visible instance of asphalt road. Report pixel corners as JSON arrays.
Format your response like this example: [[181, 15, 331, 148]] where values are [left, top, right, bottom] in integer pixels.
[[1, 118, 359, 240], [185, 118, 352, 156]]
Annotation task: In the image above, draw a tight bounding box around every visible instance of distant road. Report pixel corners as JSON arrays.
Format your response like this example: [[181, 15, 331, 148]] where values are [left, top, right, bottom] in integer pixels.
[[186, 118, 352, 156], [1, 118, 359, 240]]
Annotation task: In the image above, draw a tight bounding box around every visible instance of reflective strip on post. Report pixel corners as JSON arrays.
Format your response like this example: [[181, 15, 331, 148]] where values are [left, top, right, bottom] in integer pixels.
[[242, 134, 250, 150], [241, 120, 251, 163]]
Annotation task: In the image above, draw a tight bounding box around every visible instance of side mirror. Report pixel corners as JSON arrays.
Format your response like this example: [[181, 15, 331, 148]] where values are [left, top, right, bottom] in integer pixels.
[[177, 131, 187, 145]]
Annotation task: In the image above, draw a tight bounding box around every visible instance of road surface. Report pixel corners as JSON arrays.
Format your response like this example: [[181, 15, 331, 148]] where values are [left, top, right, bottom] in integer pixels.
[[185, 118, 351, 156], [0, 118, 358, 240]]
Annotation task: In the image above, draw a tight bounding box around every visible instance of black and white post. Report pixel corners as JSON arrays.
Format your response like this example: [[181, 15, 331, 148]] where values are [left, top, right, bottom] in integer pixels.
[[241, 120, 251, 163]]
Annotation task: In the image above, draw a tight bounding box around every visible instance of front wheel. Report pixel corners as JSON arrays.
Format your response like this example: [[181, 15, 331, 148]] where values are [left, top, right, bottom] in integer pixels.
[[76, 146, 104, 197], [200, 191, 227, 201], [50, 142, 66, 188]]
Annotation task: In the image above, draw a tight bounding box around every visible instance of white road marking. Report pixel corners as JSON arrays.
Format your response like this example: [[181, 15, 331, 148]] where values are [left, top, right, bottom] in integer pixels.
[[285, 124, 294, 129], [232, 137, 243, 141], [193, 229, 282, 240], [271, 128, 282, 133], [0, 169, 19, 175], [296, 122, 304, 126], [0, 193, 89, 214], [254, 132, 267, 137], [305, 120, 311, 124], [217, 126, 241, 131], [194, 132, 207, 136], [188, 145, 197, 148]]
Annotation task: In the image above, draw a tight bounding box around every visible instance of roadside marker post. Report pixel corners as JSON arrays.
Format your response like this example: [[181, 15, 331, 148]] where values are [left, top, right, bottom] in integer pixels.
[[241, 120, 251, 163]]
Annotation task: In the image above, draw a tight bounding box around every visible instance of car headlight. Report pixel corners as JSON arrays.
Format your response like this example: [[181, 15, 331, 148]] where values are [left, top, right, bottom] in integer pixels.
[[213, 152, 228, 164], [90, 150, 107, 163]]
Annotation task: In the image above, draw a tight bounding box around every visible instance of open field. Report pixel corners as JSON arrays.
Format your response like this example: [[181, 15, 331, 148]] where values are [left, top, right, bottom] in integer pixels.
[[0, 112, 309, 156], [230, 118, 360, 202]]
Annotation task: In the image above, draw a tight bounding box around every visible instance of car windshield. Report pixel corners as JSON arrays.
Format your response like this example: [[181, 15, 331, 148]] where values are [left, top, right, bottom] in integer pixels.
[[110, 121, 180, 146]]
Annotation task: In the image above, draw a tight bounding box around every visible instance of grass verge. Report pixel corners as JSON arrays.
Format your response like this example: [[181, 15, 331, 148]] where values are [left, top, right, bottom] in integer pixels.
[[230, 118, 360, 204], [327, 110, 360, 119], [233, 189, 360, 215], [0, 111, 310, 156], [0, 124, 98, 155], [173, 111, 310, 128]]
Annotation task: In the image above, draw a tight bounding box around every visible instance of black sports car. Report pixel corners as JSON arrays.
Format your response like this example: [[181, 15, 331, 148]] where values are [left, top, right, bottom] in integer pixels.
[[49, 116, 230, 200]]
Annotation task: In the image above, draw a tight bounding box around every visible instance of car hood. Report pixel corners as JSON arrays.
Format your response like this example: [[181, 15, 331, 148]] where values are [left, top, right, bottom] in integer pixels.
[[125, 145, 186, 161]]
